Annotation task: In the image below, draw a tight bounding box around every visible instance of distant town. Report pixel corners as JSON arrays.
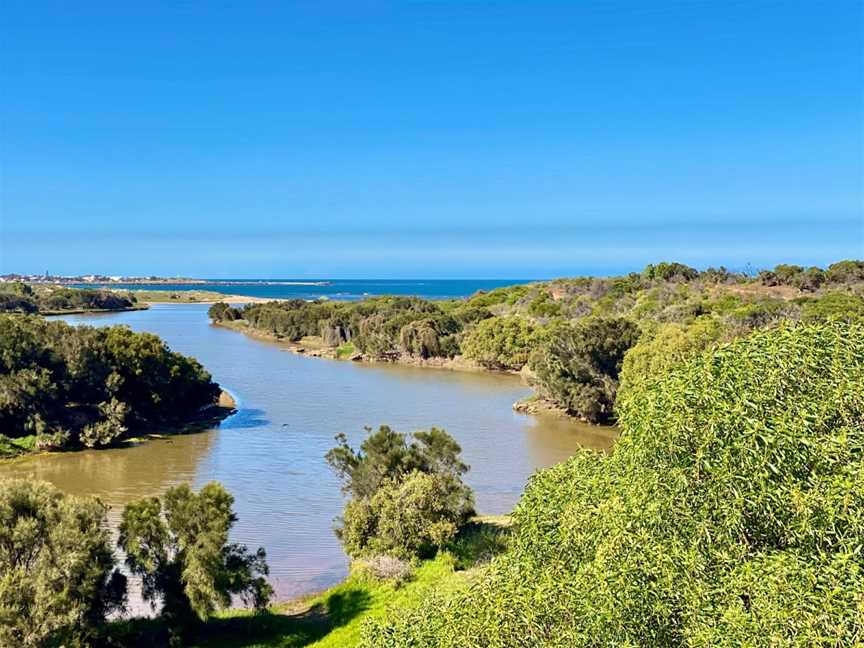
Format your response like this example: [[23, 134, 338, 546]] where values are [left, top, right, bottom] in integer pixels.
[[0, 273, 333, 287], [0, 273, 205, 285]]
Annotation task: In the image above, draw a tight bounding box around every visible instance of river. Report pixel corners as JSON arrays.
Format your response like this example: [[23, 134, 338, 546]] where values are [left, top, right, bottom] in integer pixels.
[[0, 304, 615, 600]]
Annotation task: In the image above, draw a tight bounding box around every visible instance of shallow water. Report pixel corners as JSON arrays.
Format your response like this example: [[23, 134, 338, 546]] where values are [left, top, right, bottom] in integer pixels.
[[0, 304, 615, 600]]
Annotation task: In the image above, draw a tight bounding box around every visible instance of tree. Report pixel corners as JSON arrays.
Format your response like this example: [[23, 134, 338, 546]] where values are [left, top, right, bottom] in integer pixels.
[[327, 426, 474, 559], [118, 482, 272, 637], [340, 471, 473, 559], [326, 425, 470, 500], [0, 479, 126, 647], [528, 317, 640, 423], [0, 315, 221, 449]]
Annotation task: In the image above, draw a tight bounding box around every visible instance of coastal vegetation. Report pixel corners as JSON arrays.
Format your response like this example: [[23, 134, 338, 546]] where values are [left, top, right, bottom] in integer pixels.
[[0, 479, 270, 647], [209, 260, 864, 423], [0, 315, 224, 456], [118, 482, 273, 641], [361, 320, 864, 646], [0, 282, 142, 314], [326, 426, 475, 561]]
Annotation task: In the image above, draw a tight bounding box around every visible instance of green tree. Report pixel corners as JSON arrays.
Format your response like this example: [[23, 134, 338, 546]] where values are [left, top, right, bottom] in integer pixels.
[[340, 471, 472, 559], [528, 317, 640, 423], [0, 479, 126, 647], [118, 482, 272, 637], [327, 426, 474, 559], [618, 316, 726, 397]]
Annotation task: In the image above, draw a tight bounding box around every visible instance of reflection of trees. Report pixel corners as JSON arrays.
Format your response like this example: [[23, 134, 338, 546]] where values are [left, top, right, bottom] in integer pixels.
[[522, 414, 618, 468], [0, 429, 217, 519]]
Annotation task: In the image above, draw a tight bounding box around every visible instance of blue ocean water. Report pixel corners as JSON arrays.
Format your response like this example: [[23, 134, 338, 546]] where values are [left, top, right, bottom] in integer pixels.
[[72, 279, 530, 301]]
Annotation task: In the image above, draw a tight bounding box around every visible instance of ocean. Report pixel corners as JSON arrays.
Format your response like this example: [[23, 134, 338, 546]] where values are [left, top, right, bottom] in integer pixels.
[[72, 279, 531, 301]]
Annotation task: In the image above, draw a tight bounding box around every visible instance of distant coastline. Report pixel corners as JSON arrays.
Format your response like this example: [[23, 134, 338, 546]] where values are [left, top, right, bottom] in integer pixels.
[[0, 273, 333, 287]]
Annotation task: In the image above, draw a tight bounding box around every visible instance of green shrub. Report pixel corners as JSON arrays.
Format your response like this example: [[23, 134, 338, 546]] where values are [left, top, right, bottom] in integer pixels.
[[362, 321, 864, 647], [327, 426, 474, 560], [618, 316, 726, 397], [528, 317, 640, 423], [461, 316, 540, 370], [798, 291, 864, 322], [0, 315, 221, 446], [0, 479, 126, 647], [340, 471, 473, 560]]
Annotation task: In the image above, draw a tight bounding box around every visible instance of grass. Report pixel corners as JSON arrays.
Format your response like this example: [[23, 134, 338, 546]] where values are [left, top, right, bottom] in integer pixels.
[[103, 517, 511, 648], [335, 342, 358, 359]]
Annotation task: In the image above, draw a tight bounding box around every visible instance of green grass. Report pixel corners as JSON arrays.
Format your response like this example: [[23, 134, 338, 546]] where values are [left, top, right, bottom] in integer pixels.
[[335, 342, 357, 359]]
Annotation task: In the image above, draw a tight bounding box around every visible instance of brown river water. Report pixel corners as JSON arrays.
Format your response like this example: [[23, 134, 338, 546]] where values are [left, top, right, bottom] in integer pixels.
[[0, 304, 616, 601]]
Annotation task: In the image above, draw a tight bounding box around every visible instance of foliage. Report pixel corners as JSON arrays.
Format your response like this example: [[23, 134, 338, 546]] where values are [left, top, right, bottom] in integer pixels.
[[758, 264, 826, 291], [460, 316, 540, 370], [0, 315, 221, 448], [618, 316, 726, 396], [0, 283, 137, 314], [798, 291, 864, 322], [325, 425, 470, 500], [826, 259, 864, 283], [0, 479, 126, 647], [327, 426, 474, 560], [641, 261, 700, 282], [362, 322, 864, 647], [118, 482, 273, 637], [528, 317, 640, 423], [340, 471, 473, 560], [208, 302, 242, 321]]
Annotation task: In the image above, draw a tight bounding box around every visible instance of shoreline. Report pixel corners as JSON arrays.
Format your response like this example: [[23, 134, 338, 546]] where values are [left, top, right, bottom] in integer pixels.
[[212, 319, 514, 375], [41, 304, 150, 316], [0, 389, 236, 461]]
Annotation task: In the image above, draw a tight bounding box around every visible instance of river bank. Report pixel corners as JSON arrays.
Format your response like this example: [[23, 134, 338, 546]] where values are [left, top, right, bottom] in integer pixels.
[[0, 390, 236, 460], [40, 304, 150, 315], [2, 303, 616, 603], [214, 319, 505, 373]]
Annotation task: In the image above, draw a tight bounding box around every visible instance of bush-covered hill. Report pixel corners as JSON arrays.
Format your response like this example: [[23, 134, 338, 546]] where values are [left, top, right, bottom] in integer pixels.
[[360, 321, 864, 647], [0, 282, 141, 314], [210, 260, 864, 423], [0, 315, 222, 454]]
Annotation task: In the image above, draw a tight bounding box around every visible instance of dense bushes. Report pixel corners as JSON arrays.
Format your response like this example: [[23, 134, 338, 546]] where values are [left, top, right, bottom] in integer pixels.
[[211, 260, 864, 424], [0, 315, 221, 450], [327, 426, 474, 560], [0, 283, 137, 314], [362, 321, 864, 646], [0, 479, 126, 647], [528, 317, 640, 423], [460, 316, 540, 370]]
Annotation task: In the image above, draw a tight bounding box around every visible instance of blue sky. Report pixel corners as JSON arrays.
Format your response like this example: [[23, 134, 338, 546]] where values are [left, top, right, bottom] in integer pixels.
[[1, 1, 861, 278]]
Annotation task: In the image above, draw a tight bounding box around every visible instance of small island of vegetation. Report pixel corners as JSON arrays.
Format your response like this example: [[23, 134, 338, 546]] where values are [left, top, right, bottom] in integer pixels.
[[0, 282, 146, 315], [0, 314, 230, 457]]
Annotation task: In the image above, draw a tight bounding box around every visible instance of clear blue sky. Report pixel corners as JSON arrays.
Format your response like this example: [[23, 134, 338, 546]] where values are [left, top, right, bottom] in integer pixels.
[[1, 1, 862, 278]]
